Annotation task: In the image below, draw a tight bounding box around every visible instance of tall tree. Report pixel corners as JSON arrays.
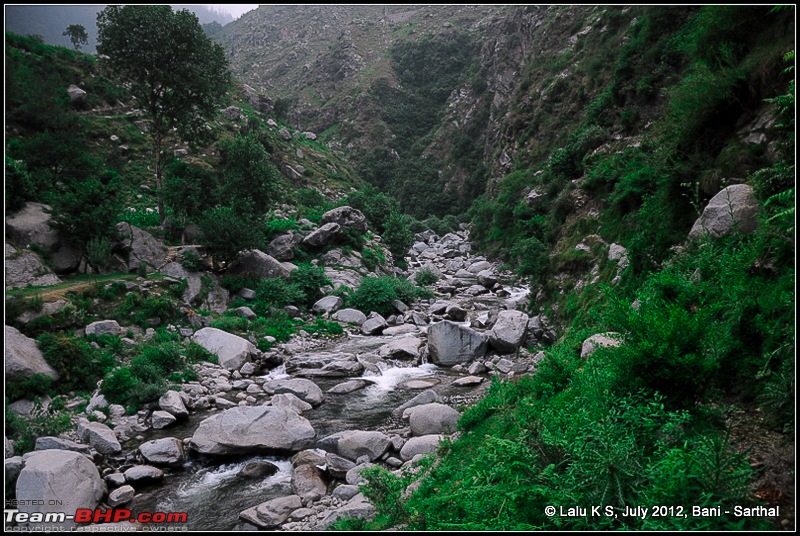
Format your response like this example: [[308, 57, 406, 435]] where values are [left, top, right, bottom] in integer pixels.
[[63, 24, 88, 50], [96, 5, 231, 224]]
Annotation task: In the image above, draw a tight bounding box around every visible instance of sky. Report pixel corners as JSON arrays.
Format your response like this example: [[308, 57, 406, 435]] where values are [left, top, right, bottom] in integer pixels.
[[209, 4, 259, 19]]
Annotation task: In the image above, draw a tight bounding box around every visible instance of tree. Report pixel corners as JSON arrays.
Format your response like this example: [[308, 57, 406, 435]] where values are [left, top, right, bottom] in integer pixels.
[[96, 5, 231, 224], [63, 24, 88, 50]]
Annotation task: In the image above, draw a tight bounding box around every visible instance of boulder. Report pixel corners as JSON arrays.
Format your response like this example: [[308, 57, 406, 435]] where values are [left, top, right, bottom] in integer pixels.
[[284, 352, 364, 378], [262, 379, 323, 406], [312, 296, 344, 314], [689, 184, 759, 240], [317, 494, 376, 529], [239, 460, 279, 478], [267, 233, 296, 261], [292, 464, 327, 503], [16, 450, 104, 528], [332, 308, 367, 325], [78, 422, 121, 455], [292, 449, 327, 468], [123, 465, 164, 485], [271, 393, 313, 414], [6, 202, 60, 251], [360, 314, 387, 335], [489, 310, 530, 353], [321, 206, 368, 234], [138, 437, 185, 466], [34, 437, 90, 455], [192, 327, 257, 371], [67, 85, 87, 104], [427, 321, 489, 365], [453, 375, 484, 387], [325, 452, 356, 479], [405, 403, 460, 436], [377, 336, 423, 360], [391, 390, 442, 419], [114, 222, 168, 272], [51, 242, 82, 273], [240, 495, 303, 529], [318, 430, 390, 462], [399, 435, 443, 461], [301, 222, 341, 249], [158, 390, 189, 418], [151, 410, 177, 429], [227, 250, 291, 279], [5, 325, 59, 382], [85, 320, 122, 337], [107, 485, 135, 507], [5, 247, 61, 289], [190, 406, 316, 455], [327, 379, 373, 394], [580, 332, 622, 359]]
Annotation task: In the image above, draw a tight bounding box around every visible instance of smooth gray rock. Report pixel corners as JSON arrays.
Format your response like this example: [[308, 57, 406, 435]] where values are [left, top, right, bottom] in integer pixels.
[[271, 393, 313, 414], [325, 452, 356, 479], [192, 327, 256, 371], [5, 248, 61, 289], [332, 308, 367, 325], [123, 465, 164, 485], [332, 484, 360, 502], [292, 464, 327, 503], [689, 184, 759, 240], [227, 249, 291, 280], [580, 332, 622, 359], [489, 310, 529, 353], [6, 202, 60, 250], [445, 304, 468, 321], [383, 324, 418, 336], [158, 390, 189, 418], [312, 296, 344, 314], [317, 495, 376, 530], [108, 485, 135, 507], [114, 222, 168, 272], [284, 352, 364, 378], [5, 325, 59, 381], [151, 410, 176, 429], [239, 460, 279, 478], [427, 321, 489, 365], [319, 430, 390, 462], [16, 450, 104, 528], [263, 378, 324, 406], [399, 435, 443, 461], [138, 437, 184, 466], [85, 320, 122, 337], [321, 206, 368, 233], [79, 422, 121, 455], [453, 375, 484, 387], [190, 406, 316, 455], [235, 306, 257, 319], [34, 437, 90, 455], [391, 390, 442, 419], [239, 494, 303, 528], [327, 379, 373, 394], [377, 336, 422, 360], [267, 233, 296, 261], [405, 403, 460, 436], [360, 314, 387, 335], [302, 223, 341, 249], [292, 449, 327, 468]]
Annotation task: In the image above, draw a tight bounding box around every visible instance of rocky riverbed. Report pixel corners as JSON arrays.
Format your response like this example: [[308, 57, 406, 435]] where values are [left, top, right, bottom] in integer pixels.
[[7, 228, 554, 531]]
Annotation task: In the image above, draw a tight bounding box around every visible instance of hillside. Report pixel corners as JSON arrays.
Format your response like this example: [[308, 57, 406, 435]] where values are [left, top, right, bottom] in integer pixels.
[[4, 4, 796, 532]]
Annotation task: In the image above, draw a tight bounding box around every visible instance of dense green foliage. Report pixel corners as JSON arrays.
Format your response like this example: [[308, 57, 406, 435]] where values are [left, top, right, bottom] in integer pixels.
[[36, 333, 116, 394], [348, 276, 433, 317]]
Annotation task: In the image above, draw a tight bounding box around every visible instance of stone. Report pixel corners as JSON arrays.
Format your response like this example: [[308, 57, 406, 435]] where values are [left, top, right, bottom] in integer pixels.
[[108, 485, 136, 507], [399, 435, 443, 461], [67, 84, 87, 104], [114, 222, 168, 272], [123, 465, 164, 485], [239, 287, 256, 300], [383, 324, 418, 336], [228, 249, 291, 279], [151, 410, 177, 429], [84, 319, 122, 337], [267, 233, 296, 261], [327, 379, 373, 394], [292, 449, 327, 468], [360, 314, 387, 335], [525, 189, 545, 208], [477, 270, 498, 288], [158, 390, 189, 418], [608, 243, 628, 261], [392, 300, 409, 313], [689, 184, 759, 240], [292, 464, 327, 503], [239, 460, 279, 478], [313, 296, 344, 314], [51, 242, 82, 273], [271, 393, 313, 414], [239, 495, 303, 529], [192, 327, 257, 371], [16, 450, 104, 528], [325, 452, 356, 479], [105, 473, 126, 487], [235, 306, 257, 319], [319, 430, 390, 462], [403, 378, 440, 389], [285, 352, 364, 378], [332, 308, 367, 325], [302, 223, 341, 249], [445, 304, 468, 321], [317, 495, 376, 529], [428, 301, 451, 315], [138, 437, 185, 466], [453, 375, 484, 387], [489, 310, 530, 353], [405, 403, 460, 436], [6, 202, 60, 251], [332, 484, 360, 502], [34, 437, 90, 455], [377, 336, 422, 360], [222, 105, 243, 120], [321, 206, 368, 233], [190, 406, 316, 456], [427, 321, 489, 365], [580, 332, 622, 359], [6, 456, 23, 484], [391, 390, 442, 419], [78, 422, 121, 455], [5, 248, 61, 289], [495, 358, 514, 374], [5, 325, 59, 382], [467, 260, 492, 274], [263, 378, 324, 406]]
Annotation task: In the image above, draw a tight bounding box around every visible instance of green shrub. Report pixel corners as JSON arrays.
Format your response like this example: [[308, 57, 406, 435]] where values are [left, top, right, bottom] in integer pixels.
[[5, 373, 54, 402], [36, 333, 116, 393], [198, 206, 264, 269], [349, 276, 430, 317], [304, 317, 345, 337], [290, 263, 331, 307], [115, 292, 180, 327], [6, 406, 73, 455], [180, 248, 205, 272], [163, 160, 219, 222], [414, 268, 438, 287]]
